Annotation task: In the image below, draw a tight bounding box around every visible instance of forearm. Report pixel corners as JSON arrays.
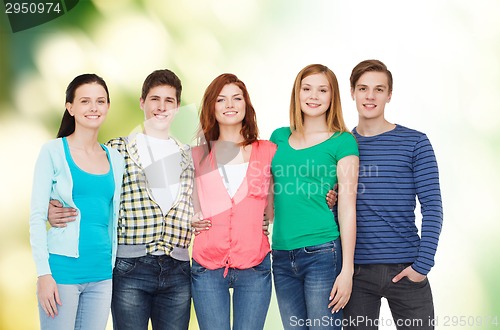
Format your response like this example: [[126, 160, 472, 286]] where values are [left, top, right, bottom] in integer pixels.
[[30, 204, 51, 276], [337, 191, 356, 274], [413, 136, 443, 274], [336, 155, 359, 274], [30, 148, 55, 276], [192, 180, 202, 214], [265, 177, 275, 223], [338, 214, 355, 274], [413, 212, 443, 275]]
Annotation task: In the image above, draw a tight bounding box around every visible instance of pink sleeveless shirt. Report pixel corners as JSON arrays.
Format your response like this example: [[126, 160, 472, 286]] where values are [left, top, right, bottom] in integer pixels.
[[192, 140, 276, 276]]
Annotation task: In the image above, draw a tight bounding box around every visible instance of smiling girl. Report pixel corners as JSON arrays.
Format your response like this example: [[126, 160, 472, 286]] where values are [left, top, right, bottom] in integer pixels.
[[29, 74, 124, 330], [270, 64, 359, 330], [190, 73, 275, 330]]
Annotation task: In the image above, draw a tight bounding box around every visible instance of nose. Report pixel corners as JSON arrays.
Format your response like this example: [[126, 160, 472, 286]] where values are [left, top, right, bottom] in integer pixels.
[[158, 101, 166, 111], [225, 100, 234, 108], [310, 89, 319, 99], [366, 89, 375, 99]]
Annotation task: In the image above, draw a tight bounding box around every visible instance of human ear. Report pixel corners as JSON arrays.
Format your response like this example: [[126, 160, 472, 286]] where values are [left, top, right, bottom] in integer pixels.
[[66, 102, 74, 116], [139, 98, 145, 112]]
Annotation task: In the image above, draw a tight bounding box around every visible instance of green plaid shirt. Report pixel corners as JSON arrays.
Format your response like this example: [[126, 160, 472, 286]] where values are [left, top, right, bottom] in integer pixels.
[[106, 134, 194, 255]]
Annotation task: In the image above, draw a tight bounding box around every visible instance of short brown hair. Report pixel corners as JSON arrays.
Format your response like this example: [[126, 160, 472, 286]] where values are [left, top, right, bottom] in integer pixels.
[[141, 69, 182, 103], [350, 59, 393, 92]]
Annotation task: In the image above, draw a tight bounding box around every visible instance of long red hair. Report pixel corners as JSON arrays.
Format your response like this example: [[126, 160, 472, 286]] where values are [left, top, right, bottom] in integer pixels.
[[198, 73, 259, 150]]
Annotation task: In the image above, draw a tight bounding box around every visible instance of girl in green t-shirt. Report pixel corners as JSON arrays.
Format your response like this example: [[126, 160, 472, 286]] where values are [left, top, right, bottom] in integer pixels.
[[270, 64, 359, 329]]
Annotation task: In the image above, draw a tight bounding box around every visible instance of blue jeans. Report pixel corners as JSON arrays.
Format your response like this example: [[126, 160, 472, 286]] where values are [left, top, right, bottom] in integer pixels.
[[343, 264, 434, 330], [38, 279, 112, 330], [111, 255, 191, 330], [191, 253, 272, 330], [272, 239, 343, 330]]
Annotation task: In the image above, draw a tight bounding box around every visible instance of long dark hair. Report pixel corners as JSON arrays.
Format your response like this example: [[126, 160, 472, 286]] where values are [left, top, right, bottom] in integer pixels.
[[57, 74, 110, 138]]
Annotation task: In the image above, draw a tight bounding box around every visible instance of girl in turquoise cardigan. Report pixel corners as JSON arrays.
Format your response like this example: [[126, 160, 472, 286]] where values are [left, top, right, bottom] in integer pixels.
[[29, 74, 124, 330]]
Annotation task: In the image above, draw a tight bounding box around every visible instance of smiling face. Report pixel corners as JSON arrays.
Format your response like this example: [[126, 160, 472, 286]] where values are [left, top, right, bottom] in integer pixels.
[[351, 71, 392, 122], [66, 82, 109, 131], [299, 73, 332, 120], [214, 83, 246, 129], [140, 84, 179, 132]]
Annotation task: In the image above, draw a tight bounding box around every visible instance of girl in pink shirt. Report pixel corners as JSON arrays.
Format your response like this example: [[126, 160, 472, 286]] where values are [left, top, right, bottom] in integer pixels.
[[191, 73, 275, 330]]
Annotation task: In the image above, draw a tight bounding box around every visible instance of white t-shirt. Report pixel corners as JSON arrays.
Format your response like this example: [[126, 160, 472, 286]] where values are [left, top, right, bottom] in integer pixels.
[[136, 133, 189, 261], [218, 162, 249, 198]]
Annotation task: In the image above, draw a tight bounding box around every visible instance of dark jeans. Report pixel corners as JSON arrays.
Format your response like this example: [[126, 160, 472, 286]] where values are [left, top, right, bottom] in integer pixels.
[[111, 255, 191, 330], [344, 264, 434, 330]]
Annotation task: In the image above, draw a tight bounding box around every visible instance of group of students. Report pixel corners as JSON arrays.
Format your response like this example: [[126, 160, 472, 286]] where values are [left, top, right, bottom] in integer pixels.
[[29, 59, 443, 330]]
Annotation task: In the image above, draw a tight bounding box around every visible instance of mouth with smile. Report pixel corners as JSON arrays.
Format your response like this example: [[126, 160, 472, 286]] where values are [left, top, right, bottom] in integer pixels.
[[306, 102, 321, 108], [363, 103, 377, 110], [85, 114, 101, 119], [153, 113, 169, 120], [223, 111, 238, 115]]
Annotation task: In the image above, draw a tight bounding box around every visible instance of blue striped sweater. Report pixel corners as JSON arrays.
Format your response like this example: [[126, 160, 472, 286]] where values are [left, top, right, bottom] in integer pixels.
[[352, 125, 443, 275]]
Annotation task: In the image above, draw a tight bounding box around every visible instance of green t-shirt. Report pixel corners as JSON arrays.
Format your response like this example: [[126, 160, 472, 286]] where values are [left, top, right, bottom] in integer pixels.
[[270, 127, 359, 250]]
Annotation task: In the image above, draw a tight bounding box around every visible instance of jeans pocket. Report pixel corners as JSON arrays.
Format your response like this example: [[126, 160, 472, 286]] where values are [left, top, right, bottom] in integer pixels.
[[353, 264, 362, 277], [113, 257, 137, 276], [177, 260, 191, 277], [401, 276, 429, 286], [303, 240, 336, 254], [191, 260, 208, 275], [252, 254, 271, 272]]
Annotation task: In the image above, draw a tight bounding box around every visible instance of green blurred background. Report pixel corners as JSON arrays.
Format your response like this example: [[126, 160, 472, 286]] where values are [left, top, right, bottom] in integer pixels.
[[1, 0, 499, 329]]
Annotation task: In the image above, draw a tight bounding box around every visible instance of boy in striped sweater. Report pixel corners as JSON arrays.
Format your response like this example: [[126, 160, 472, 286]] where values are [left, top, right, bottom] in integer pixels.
[[343, 59, 443, 330]]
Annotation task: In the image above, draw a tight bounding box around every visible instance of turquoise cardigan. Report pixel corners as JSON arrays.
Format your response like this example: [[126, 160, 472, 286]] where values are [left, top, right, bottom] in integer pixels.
[[29, 138, 125, 276]]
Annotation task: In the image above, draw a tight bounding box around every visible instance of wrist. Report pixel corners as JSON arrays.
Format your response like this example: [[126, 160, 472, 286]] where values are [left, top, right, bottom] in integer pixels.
[[340, 265, 354, 276]]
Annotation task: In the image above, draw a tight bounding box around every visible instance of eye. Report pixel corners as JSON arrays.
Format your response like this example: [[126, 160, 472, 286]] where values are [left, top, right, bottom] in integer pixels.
[[217, 98, 225, 103], [321, 89, 328, 93], [302, 87, 310, 92], [234, 97, 242, 101], [358, 87, 366, 91], [98, 100, 105, 104], [81, 100, 89, 104], [376, 88, 384, 92]]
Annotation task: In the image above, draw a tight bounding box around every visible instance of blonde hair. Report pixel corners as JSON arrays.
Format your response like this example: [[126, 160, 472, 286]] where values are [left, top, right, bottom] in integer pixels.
[[290, 64, 348, 134]]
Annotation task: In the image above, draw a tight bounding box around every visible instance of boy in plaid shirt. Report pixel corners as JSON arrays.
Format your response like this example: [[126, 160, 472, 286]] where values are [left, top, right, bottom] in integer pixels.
[[48, 69, 194, 330]]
